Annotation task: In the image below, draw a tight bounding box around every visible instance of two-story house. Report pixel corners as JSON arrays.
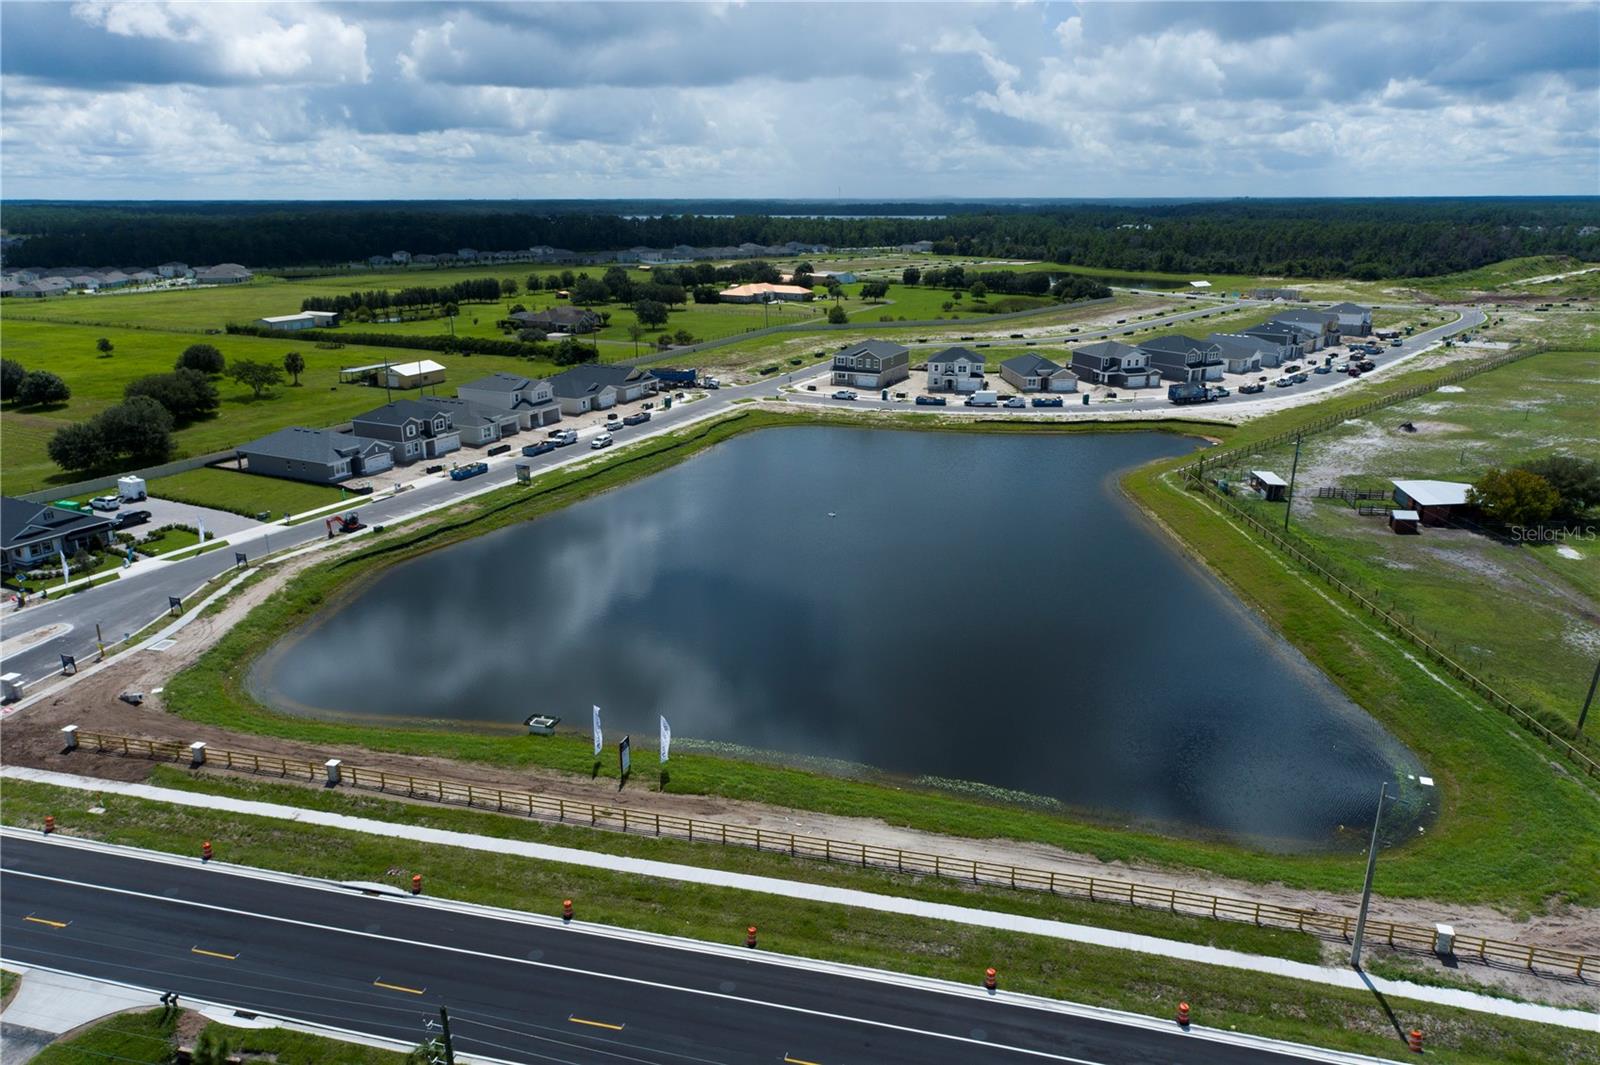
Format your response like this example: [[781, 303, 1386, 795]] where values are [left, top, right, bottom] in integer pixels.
[[1240, 324, 1316, 361], [1069, 340, 1162, 388], [235, 426, 396, 484], [832, 340, 910, 390], [999, 353, 1078, 392], [1327, 302, 1373, 336], [350, 399, 462, 465], [456, 372, 562, 429], [1205, 333, 1274, 373], [1265, 310, 1338, 350], [924, 347, 986, 393], [418, 397, 521, 447], [1138, 334, 1226, 383], [1, 497, 115, 575]]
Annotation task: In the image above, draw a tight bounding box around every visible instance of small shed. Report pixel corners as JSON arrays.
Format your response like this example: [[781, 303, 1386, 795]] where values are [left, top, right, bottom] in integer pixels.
[[1250, 470, 1289, 501], [1389, 509, 1421, 534]]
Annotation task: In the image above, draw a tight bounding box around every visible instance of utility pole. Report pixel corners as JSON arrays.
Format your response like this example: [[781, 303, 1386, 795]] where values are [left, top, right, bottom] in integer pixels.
[[1283, 433, 1303, 533], [1578, 656, 1600, 735], [439, 1006, 455, 1065], [1350, 781, 1387, 969]]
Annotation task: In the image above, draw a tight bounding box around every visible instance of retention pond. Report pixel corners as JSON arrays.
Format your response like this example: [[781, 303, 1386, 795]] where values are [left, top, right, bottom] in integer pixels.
[[252, 426, 1430, 850]]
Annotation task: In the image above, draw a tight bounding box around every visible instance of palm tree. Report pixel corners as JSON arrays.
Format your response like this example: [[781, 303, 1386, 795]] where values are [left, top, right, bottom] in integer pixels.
[[627, 324, 645, 357]]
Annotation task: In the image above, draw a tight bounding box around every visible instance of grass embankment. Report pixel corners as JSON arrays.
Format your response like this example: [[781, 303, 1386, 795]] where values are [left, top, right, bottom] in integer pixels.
[[26, 1007, 408, 1065], [140, 765, 1318, 961], [158, 394, 1600, 911], [5, 782, 1591, 1065], [1, 968, 18, 1003], [147, 466, 348, 518]]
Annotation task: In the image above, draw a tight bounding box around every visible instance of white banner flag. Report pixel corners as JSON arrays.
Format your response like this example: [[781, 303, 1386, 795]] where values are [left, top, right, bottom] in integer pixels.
[[659, 715, 671, 763], [592, 705, 603, 757], [58, 547, 70, 583]]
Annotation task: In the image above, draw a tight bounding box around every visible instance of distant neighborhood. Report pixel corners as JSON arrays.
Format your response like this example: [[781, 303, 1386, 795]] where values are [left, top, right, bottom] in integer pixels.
[[0, 262, 253, 297]]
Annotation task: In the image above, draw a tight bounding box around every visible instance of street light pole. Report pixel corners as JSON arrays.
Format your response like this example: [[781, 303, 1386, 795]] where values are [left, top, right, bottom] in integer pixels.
[[1578, 656, 1600, 735], [1350, 781, 1388, 969], [1283, 433, 1303, 533]]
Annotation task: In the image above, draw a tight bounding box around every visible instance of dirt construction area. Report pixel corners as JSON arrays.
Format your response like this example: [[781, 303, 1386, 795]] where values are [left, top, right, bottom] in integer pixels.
[[3, 540, 1597, 1009]]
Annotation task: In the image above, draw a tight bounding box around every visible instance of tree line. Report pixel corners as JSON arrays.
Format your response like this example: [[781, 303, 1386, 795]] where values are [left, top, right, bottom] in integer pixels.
[[9, 199, 1596, 278]]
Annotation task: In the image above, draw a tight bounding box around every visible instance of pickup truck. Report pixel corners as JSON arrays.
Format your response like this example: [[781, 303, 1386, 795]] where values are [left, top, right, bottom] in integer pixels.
[[522, 440, 557, 457], [622, 411, 651, 426], [449, 462, 489, 481], [832, 390, 857, 400], [914, 395, 947, 406]]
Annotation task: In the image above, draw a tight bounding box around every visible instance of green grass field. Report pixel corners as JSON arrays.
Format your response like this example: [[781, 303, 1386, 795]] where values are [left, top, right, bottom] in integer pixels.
[[24, 1006, 410, 1065], [145, 466, 347, 518]]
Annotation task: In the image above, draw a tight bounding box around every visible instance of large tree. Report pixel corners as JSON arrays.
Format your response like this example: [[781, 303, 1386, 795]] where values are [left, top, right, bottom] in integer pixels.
[[632, 299, 669, 328], [17, 369, 70, 406], [49, 396, 174, 471], [176, 343, 226, 374], [124, 367, 219, 422], [1518, 455, 1600, 517], [1469, 467, 1560, 526], [283, 350, 306, 385], [229, 359, 285, 398], [1, 358, 25, 401]]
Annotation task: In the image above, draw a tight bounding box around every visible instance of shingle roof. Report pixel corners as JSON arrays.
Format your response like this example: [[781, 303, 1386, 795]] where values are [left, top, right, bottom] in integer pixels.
[[1138, 333, 1218, 355], [925, 346, 984, 367], [351, 399, 445, 427], [1207, 333, 1276, 357], [418, 397, 512, 429], [550, 364, 654, 399], [235, 426, 379, 465], [460, 372, 537, 394], [1073, 339, 1140, 359], [1, 497, 115, 552], [838, 340, 909, 360], [1001, 353, 1064, 375], [1326, 302, 1371, 314]]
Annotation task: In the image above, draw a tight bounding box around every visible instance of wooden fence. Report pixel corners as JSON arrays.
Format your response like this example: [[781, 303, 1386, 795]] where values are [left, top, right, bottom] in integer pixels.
[[74, 729, 1592, 980]]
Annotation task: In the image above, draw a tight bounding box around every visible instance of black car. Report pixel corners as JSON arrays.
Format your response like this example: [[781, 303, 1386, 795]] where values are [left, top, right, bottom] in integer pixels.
[[115, 509, 152, 529]]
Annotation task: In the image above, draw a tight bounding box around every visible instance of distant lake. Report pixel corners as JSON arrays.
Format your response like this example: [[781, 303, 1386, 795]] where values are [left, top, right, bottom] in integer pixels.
[[252, 427, 1429, 850]]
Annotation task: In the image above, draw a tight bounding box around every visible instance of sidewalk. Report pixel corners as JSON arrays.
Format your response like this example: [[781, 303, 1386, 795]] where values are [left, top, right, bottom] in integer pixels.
[[7, 765, 1596, 1033]]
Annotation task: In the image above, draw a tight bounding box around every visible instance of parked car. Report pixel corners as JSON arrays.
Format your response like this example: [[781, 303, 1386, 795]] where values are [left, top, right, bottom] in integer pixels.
[[805, 384, 817, 391], [1314, 364, 1332, 374], [89, 495, 121, 511], [549, 429, 578, 447], [1209, 385, 1231, 398], [623, 411, 651, 426], [1284, 364, 1301, 374], [1274, 377, 1295, 388], [1031, 396, 1065, 408], [114, 509, 152, 530], [1390, 339, 1403, 347], [1002, 396, 1026, 408], [914, 395, 947, 406], [590, 433, 613, 449], [1239, 382, 1265, 394], [832, 390, 857, 400], [642, 401, 655, 409], [1293, 372, 1309, 383], [522, 440, 557, 457]]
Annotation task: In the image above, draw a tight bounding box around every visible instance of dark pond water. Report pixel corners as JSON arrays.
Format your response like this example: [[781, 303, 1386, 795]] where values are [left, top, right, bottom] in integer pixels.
[[252, 427, 1429, 850]]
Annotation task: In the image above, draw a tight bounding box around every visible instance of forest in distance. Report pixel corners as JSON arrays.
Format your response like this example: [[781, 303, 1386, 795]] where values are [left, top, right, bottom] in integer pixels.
[[5, 197, 1598, 280]]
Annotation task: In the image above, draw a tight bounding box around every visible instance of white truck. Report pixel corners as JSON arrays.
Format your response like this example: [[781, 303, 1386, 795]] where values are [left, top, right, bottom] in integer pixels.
[[963, 390, 999, 407]]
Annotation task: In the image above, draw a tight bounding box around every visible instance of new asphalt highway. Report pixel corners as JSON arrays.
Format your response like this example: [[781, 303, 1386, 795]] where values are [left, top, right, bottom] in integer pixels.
[[2, 835, 1352, 1064]]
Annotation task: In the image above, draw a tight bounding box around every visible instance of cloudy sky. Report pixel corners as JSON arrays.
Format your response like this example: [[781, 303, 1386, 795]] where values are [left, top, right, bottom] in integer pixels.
[[1, 1, 1595, 200]]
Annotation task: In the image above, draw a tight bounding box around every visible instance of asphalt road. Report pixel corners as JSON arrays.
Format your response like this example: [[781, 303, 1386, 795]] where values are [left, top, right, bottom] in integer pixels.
[[1, 836, 1340, 1064], [0, 299, 1481, 690]]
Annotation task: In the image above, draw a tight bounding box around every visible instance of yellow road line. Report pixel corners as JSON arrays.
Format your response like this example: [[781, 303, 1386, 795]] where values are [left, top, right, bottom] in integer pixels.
[[784, 1057, 823, 1065], [190, 947, 237, 960], [24, 915, 67, 929], [568, 1015, 625, 1031], [373, 979, 425, 995]]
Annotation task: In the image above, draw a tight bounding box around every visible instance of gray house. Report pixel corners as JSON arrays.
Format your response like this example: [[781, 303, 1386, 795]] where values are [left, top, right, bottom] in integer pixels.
[[1327, 302, 1373, 336], [350, 399, 462, 465], [1, 497, 115, 575], [832, 340, 910, 390], [924, 347, 986, 393], [999, 353, 1078, 392], [1070, 340, 1161, 388], [456, 372, 561, 429], [419, 397, 521, 447], [1206, 333, 1273, 373], [1265, 310, 1338, 349], [550, 365, 659, 415], [235, 426, 394, 485], [1138, 334, 1226, 383], [1240, 324, 1316, 361], [513, 306, 602, 334]]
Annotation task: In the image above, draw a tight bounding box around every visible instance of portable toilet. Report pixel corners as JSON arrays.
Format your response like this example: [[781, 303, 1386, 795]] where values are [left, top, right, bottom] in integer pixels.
[[118, 476, 147, 501]]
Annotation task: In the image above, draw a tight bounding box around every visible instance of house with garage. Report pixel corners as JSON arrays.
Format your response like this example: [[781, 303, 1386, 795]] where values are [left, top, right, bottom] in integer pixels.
[[1, 497, 115, 575], [1240, 324, 1316, 362], [1265, 309, 1338, 349], [157, 262, 191, 279], [1138, 334, 1226, 383], [925, 347, 986, 393], [550, 365, 659, 415], [1390, 479, 1472, 525], [1069, 340, 1161, 388], [350, 400, 462, 465], [512, 306, 603, 334], [456, 372, 562, 429], [419, 397, 521, 447], [999, 353, 1078, 392], [194, 263, 254, 285], [1327, 303, 1373, 336], [832, 340, 910, 390], [1205, 333, 1273, 373], [234, 427, 394, 485]]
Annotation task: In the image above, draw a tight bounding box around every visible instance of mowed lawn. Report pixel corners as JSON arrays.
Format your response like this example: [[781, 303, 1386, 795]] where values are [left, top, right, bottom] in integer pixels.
[[146, 466, 347, 518], [0, 319, 563, 494]]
